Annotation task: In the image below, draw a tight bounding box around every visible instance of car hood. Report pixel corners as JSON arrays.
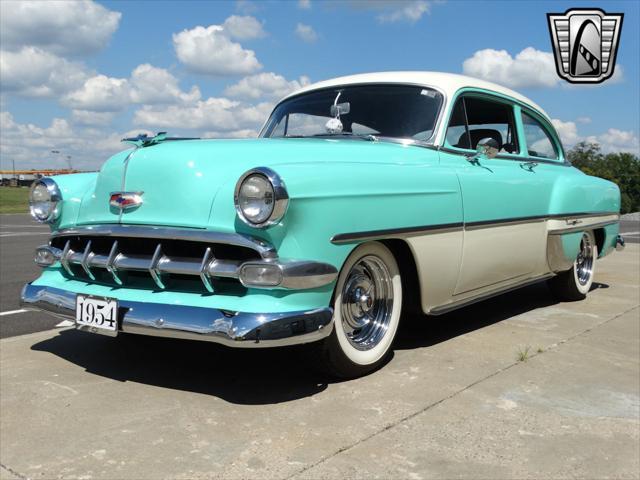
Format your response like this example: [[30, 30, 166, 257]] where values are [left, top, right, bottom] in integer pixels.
[[75, 137, 434, 228]]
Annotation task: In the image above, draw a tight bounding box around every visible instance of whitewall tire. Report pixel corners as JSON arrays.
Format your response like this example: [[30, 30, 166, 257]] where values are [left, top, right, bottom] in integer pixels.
[[312, 242, 402, 378], [549, 230, 598, 301]]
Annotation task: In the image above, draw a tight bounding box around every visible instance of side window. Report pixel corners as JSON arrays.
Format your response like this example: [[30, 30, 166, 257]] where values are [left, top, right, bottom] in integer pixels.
[[446, 96, 519, 154], [445, 98, 469, 148], [521, 112, 559, 160]]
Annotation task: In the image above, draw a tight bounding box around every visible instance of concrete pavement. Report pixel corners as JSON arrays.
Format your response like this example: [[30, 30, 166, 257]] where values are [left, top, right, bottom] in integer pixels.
[[1, 242, 638, 479]]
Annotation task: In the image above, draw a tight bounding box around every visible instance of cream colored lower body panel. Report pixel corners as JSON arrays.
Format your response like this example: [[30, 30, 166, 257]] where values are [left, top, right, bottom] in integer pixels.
[[405, 230, 463, 314], [454, 221, 548, 295], [404, 213, 618, 315]]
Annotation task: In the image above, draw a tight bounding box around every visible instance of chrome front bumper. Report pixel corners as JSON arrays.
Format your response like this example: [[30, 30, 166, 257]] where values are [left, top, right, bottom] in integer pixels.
[[21, 284, 334, 348]]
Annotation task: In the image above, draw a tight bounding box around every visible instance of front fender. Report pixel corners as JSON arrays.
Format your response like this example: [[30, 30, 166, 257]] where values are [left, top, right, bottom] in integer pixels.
[[46, 172, 99, 230]]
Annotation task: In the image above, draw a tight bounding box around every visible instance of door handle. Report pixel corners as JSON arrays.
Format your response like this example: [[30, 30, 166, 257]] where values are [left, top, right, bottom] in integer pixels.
[[520, 161, 538, 172]]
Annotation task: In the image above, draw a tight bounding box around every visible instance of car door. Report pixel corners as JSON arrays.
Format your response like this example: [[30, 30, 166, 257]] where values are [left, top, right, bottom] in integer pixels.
[[438, 92, 549, 295]]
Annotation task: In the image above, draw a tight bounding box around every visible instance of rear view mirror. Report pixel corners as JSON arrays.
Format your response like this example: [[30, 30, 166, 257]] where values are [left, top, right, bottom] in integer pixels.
[[473, 137, 499, 161], [330, 102, 350, 117]]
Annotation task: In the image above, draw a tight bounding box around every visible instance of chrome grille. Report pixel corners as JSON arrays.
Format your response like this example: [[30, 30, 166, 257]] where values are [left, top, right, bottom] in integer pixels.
[[49, 225, 270, 292]]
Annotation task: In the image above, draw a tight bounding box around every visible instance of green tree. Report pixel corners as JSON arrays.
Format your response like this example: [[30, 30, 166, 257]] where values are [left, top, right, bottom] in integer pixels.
[[567, 142, 640, 214]]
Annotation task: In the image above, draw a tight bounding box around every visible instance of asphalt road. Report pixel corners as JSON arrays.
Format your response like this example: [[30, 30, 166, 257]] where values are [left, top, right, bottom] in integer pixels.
[[0, 213, 638, 339]]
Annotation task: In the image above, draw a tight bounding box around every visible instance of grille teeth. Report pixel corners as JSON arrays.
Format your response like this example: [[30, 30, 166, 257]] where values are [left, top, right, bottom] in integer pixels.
[[199, 247, 214, 293], [149, 244, 165, 289], [51, 235, 260, 292], [81, 240, 95, 280], [106, 240, 122, 285], [60, 240, 75, 277]]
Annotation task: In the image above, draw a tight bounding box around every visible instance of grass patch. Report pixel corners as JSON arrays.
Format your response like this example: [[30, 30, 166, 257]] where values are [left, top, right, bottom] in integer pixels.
[[0, 187, 30, 214], [517, 345, 531, 362]]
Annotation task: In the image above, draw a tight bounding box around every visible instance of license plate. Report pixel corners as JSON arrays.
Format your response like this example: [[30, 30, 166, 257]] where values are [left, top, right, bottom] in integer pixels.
[[75, 295, 118, 335]]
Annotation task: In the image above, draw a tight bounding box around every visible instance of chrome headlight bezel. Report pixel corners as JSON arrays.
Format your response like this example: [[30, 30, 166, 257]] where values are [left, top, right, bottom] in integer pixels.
[[234, 167, 289, 228], [29, 178, 62, 223]]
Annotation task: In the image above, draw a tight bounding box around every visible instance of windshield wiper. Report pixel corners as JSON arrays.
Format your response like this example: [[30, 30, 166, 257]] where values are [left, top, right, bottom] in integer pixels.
[[307, 132, 379, 142]]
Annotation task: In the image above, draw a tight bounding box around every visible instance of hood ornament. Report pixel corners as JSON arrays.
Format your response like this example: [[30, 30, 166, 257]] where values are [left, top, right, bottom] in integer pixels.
[[110, 191, 144, 211], [121, 132, 199, 148]]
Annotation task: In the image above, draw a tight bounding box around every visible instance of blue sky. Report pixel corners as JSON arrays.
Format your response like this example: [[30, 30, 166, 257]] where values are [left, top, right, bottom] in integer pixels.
[[1, 0, 638, 171]]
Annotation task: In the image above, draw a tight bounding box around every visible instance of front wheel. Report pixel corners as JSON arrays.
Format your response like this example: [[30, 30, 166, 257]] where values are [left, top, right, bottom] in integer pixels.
[[548, 230, 598, 301], [311, 242, 402, 378]]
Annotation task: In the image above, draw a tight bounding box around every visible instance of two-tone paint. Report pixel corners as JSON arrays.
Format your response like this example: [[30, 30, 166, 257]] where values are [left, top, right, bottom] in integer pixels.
[[22, 72, 622, 344]]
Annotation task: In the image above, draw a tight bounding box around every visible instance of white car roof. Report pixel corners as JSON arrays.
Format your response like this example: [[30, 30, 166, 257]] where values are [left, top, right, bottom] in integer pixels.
[[281, 71, 550, 121]]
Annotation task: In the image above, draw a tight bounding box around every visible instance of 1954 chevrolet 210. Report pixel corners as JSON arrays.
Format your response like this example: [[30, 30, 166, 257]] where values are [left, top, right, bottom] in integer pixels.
[[22, 72, 625, 377]]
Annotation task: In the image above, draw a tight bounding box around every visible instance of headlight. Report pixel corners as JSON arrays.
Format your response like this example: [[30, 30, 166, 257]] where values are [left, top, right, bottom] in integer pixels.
[[234, 167, 289, 228], [29, 178, 62, 223]]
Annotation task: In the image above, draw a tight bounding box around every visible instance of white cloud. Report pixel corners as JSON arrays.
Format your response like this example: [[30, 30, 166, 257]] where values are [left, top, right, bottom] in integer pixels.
[[61, 65, 200, 112], [222, 15, 266, 40], [133, 98, 273, 132], [129, 64, 201, 105], [0, 47, 89, 97], [552, 118, 639, 154], [576, 116, 592, 124], [203, 129, 259, 139], [378, 1, 431, 23], [235, 0, 260, 14], [62, 74, 129, 112], [463, 47, 558, 88], [552, 119, 581, 146], [0, 0, 121, 56], [0, 111, 133, 170], [295, 23, 318, 43], [464, 47, 627, 90], [298, 0, 312, 9], [71, 110, 116, 126], [173, 24, 262, 76], [224, 73, 310, 100], [585, 129, 640, 154], [347, 1, 433, 23]]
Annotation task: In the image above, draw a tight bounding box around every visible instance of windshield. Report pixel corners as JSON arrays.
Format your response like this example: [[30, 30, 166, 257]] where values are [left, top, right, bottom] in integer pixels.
[[260, 84, 443, 143]]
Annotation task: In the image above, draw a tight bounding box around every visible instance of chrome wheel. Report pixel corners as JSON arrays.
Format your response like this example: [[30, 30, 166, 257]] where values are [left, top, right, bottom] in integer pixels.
[[576, 232, 594, 286], [340, 255, 394, 351]]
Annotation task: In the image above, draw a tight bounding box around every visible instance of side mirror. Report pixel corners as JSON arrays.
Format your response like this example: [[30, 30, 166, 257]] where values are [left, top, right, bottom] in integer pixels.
[[467, 137, 499, 163]]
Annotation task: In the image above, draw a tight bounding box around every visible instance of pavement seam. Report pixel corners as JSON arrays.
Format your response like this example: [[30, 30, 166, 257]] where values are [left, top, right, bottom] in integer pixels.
[[287, 303, 640, 479], [0, 463, 29, 480]]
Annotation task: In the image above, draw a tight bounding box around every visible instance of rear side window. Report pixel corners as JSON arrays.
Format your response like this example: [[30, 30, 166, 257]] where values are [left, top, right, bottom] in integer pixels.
[[446, 96, 519, 154], [521, 112, 559, 160]]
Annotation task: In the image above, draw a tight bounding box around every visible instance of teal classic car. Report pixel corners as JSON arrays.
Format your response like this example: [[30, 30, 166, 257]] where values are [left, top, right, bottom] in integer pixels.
[[22, 72, 624, 378]]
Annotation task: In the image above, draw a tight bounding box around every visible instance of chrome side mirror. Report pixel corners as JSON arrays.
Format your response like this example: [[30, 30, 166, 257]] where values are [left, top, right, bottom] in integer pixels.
[[467, 137, 499, 163]]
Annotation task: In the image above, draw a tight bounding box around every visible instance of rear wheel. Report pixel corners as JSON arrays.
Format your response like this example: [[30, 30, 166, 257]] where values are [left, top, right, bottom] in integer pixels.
[[311, 242, 402, 378], [548, 230, 597, 301]]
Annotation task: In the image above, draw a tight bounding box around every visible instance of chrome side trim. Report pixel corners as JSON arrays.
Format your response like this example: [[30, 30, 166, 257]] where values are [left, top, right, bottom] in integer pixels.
[[20, 284, 333, 348], [52, 225, 277, 260], [548, 218, 620, 235], [428, 273, 554, 316], [465, 216, 547, 231], [331, 223, 463, 244], [330, 212, 620, 244]]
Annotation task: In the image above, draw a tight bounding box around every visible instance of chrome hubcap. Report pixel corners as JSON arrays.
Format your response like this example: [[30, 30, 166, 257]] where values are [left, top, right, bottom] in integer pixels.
[[340, 255, 393, 351], [576, 232, 594, 286]]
